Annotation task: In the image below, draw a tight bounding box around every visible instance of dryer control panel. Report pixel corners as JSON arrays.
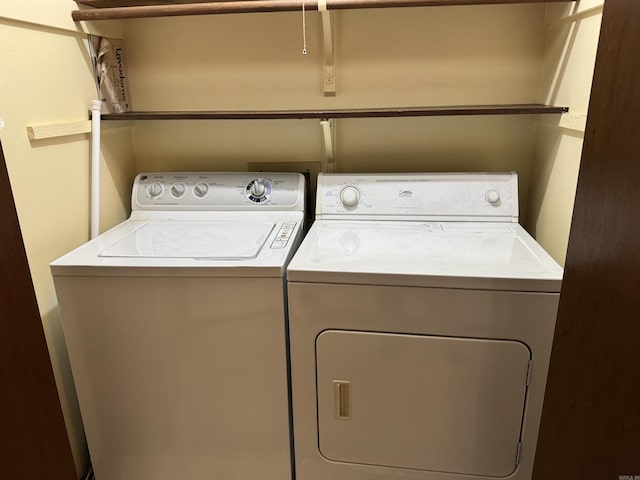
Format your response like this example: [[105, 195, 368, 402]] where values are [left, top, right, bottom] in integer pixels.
[[316, 172, 519, 222], [132, 172, 305, 211]]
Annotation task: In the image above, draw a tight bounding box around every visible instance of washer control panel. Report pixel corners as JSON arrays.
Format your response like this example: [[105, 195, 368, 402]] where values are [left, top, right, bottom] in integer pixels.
[[317, 172, 519, 222], [132, 172, 305, 211]]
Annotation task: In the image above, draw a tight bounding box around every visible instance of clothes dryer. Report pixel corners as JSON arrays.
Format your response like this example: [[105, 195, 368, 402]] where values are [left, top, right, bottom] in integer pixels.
[[287, 172, 562, 480], [51, 172, 305, 480]]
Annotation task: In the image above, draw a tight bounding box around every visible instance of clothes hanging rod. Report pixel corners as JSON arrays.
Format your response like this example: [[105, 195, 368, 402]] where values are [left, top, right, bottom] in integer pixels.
[[72, 0, 573, 21], [95, 104, 569, 120]]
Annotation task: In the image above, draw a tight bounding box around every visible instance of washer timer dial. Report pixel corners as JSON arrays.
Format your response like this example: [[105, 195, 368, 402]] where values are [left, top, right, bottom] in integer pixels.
[[246, 178, 272, 203]]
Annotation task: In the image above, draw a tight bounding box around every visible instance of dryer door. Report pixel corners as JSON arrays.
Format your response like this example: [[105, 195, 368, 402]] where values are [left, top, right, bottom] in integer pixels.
[[316, 330, 530, 477]]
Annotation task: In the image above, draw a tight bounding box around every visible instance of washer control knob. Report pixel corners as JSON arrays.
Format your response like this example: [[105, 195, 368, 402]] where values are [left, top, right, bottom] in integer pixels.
[[148, 182, 163, 198], [193, 182, 210, 198], [340, 186, 360, 208], [171, 183, 186, 198], [250, 179, 267, 198], [485, 189, 501, 205]]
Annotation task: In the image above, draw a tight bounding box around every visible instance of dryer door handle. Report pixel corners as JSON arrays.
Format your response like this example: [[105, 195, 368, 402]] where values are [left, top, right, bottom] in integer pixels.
[[333, 380, 352, 419]]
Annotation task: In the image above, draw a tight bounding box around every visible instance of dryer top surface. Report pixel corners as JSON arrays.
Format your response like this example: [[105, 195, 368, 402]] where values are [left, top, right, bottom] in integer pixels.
[[287, 220, 563, 292]]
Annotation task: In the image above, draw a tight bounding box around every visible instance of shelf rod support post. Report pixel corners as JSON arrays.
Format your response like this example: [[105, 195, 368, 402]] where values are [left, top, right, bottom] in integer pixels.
[[318, 0, 336, 96], [320, 118, 335, 172]]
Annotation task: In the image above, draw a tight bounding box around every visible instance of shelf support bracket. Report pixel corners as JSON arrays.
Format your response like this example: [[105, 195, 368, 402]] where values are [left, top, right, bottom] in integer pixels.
[[26, 120, 92, 140], [318, 0, 336, 96], [320, 118, 335, 172]]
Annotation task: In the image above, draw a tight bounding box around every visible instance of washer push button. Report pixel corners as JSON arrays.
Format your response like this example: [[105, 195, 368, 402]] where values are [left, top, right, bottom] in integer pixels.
[[271, 222, 297, 249]]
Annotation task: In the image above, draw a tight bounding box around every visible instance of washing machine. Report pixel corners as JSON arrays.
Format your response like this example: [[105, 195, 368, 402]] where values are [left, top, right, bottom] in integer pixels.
[[286, 172, 563, 480], [51, 172, 305, 480]]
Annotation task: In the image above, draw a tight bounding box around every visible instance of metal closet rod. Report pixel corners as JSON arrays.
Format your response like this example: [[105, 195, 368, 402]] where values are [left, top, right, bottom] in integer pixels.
[[72, 0, 569, 21]]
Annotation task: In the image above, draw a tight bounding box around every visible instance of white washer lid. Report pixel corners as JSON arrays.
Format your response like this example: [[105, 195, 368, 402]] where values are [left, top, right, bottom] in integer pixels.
[[99, 221, 275, 259]]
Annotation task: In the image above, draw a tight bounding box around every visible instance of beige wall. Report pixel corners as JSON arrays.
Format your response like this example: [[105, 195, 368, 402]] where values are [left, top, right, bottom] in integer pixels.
[[0, 2, 135, 476], [525, 1, 603, 264], [124, 4, 545, 214]]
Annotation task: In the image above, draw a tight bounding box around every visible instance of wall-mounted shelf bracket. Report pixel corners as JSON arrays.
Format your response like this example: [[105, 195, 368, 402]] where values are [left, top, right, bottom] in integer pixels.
[[320, 118, 335, 172], [26, 120, 92, 140], [318, 0, 336, 96], [26, 118, 133, 140]]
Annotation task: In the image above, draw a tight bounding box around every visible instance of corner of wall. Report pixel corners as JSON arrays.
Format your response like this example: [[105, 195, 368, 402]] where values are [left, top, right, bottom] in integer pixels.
[[526, 2, 603, 265]]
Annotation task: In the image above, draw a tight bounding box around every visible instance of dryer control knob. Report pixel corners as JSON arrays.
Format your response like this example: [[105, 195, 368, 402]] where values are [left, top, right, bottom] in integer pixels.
[[340, 186, 360, 208], [250, 179, 267, 198], [485, 189, 501, 205], [193, 182, 210, 198], [148, 182, 163, 198]]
